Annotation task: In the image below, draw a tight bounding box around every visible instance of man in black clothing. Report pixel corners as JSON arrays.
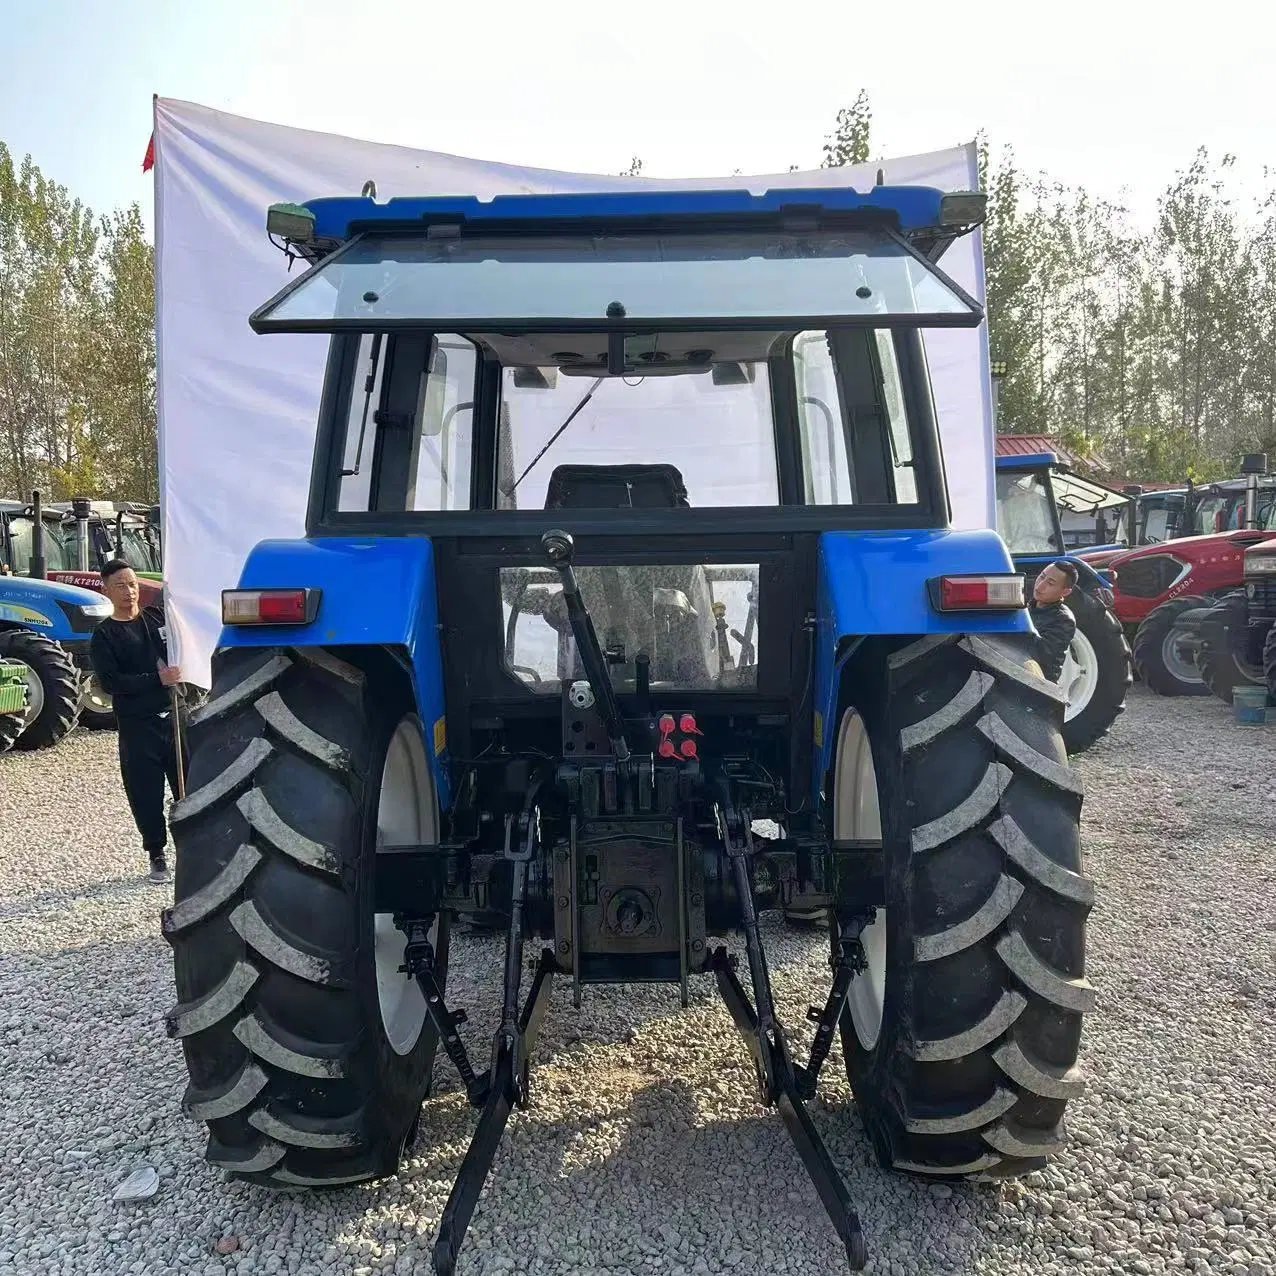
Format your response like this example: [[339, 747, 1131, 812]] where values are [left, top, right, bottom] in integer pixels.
[[90, 559, 187, 884], [1029, 559, 1079, 684]]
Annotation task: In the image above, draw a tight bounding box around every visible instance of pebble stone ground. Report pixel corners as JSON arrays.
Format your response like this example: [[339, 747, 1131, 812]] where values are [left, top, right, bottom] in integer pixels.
[[1, 685, 1274, 1276]]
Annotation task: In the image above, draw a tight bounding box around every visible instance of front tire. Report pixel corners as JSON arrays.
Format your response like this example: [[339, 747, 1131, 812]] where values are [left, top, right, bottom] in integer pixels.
[[164, 645, 449, 1187], [1196, 590, 1269, 705], [1132, 596, 1213, 696], [1265, 622, 1276, 702], [78, 671, 117, 730], [0, 629, 81, 750], [1058, 590, 1131, 754], [838, 632, 1093, 1179]]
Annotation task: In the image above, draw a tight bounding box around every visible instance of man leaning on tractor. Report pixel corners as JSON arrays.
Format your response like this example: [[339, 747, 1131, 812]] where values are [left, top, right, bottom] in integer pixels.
[[90, 559, 187, 884], [1029, 559, 1078, 683]]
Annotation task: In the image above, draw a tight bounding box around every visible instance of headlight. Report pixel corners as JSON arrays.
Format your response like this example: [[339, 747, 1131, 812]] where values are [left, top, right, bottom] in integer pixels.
[[1244, 553, 1276, 575], [80, 601, 113, 617]]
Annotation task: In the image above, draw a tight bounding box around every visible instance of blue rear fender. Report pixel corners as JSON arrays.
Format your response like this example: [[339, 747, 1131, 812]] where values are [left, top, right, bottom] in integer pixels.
[[222, 537, 451, 808], [812, 528, 1031, 801]]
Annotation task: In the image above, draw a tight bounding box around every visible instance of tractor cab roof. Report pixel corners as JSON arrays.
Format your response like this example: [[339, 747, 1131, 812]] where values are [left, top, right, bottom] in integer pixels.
[[251, 184, 987, 343], [994, 454, 1128, 516]]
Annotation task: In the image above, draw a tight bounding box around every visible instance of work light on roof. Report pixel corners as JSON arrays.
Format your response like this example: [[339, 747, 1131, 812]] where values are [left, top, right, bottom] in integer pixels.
[[266, 203, 316, 242]]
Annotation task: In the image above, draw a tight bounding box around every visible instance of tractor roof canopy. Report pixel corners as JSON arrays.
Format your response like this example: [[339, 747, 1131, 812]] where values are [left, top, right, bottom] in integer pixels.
[[250, 185, 986, 342], [994, 455, 1127, 516]]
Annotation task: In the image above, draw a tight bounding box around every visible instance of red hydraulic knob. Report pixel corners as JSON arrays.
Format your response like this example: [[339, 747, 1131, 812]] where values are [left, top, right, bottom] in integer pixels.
[[680, 738, 698, 759], [658, 714, 676, 734], [658, 738, 678, 759], [679, 713, 700, 735]]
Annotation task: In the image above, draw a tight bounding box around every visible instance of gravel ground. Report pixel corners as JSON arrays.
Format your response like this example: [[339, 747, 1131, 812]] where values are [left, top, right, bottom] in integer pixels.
[[1, 686, 1274, 1276]]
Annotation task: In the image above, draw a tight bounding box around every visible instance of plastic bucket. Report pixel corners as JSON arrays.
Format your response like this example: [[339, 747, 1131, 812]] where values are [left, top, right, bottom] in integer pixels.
[[1234, 685, 1269, 725]]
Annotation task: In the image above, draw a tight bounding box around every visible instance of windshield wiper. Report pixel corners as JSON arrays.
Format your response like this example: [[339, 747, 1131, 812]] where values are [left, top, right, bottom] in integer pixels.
[[506, 376, 605, 497]]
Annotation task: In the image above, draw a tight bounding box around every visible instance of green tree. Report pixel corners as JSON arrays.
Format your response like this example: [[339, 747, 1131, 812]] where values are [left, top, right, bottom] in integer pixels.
[[822, 90, 872, 168]]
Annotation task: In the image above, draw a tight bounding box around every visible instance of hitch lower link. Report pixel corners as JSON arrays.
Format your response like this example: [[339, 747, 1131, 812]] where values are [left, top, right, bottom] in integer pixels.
[[399, 804, 556, 1276], [399, 800, 871, 1275], [709, 803, 870, 1272]]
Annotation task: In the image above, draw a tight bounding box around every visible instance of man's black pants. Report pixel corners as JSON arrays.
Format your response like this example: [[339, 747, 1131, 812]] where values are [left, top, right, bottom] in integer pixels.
[[117, 712, 185, 856]]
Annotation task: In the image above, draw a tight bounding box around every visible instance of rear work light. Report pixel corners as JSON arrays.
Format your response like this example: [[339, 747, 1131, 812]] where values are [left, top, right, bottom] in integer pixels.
[[928, 574, 1025, 612], [222, 588, 320, 626]]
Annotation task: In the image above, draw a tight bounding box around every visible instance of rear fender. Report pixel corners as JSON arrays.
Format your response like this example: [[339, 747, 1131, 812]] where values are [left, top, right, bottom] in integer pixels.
[[218, 536, 451, 807], [812, 529, 1030, 802]]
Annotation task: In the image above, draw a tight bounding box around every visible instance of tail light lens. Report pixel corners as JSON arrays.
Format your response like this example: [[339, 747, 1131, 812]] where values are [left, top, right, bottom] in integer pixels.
[[222, 588, 319, 626], [929, 574, 1025, 612]]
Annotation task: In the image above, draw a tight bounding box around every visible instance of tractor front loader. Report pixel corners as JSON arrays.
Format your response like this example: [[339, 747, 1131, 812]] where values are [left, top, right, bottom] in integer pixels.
[[164, 185, 1093, 1275]]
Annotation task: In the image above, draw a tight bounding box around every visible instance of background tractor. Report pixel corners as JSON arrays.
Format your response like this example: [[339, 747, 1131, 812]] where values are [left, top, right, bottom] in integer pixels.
[[1111, 456, 1275, 696], [1192, 534, 1276, 707], [164, 184, 1092, 1276], [993, 452, 1132, 752], [2, 492, 166, 728]]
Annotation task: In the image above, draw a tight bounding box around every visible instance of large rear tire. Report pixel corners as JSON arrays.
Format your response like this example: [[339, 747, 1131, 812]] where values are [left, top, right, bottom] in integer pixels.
[[1196, 590, 1270, 705], [1132, 595, 1213, 696], [164, 645, 449, 1187], [1265, 622, 1276, 702], [1058, 589, 1131, 754], [0, 629, 81, 750], [837, 632, 1093, 1179]]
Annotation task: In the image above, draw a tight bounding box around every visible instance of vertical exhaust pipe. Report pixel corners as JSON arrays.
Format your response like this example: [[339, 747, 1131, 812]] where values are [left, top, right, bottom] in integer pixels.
[[29, 490, 47, 579], [71, 497, 92, 571], [1241, 454, 1268, 531]]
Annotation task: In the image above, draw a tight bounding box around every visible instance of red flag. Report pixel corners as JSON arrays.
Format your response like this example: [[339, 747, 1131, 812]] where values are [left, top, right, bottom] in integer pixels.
[[142, 133, 155, 174]]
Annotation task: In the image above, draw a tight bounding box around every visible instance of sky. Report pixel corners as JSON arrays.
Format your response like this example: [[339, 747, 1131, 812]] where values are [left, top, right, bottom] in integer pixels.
[[2, 0, 1273, 237]]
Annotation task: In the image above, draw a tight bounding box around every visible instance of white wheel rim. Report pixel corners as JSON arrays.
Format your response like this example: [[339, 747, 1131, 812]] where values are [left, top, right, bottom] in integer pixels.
[[82, 673, 112, 714], [1060, 630, 1098, 721], [374, 716, 438, 1056], [16, 662, 44, 728], [836, 710, 887, 1050], [1161, 628, 1202, 684]]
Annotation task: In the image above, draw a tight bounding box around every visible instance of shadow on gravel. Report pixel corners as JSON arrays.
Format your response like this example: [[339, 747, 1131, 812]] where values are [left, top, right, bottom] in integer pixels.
[[296, 1074, 1003, 1276], [0, 872, 159, 924]]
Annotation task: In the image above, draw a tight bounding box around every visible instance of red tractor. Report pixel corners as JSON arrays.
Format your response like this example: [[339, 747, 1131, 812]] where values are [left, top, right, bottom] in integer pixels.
[[1099, 458, 1276, 696]]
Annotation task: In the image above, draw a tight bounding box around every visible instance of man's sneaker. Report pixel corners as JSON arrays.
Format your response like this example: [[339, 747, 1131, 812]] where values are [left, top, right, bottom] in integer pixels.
[[148, 856, 172, 885]]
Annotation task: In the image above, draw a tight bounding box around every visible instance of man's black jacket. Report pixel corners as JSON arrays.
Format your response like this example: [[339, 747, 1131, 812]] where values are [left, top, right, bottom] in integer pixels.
[[89, 605, 171, 721], [1029, 600, 1077, 684]]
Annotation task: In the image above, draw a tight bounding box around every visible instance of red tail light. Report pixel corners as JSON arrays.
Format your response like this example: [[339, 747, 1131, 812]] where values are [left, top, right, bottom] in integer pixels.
[[222, 588, 319, 626], [930, 574, 1025, 612]]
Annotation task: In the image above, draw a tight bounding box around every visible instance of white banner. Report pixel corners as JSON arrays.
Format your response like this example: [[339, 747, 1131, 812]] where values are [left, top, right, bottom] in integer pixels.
[[153, 98, 993, 689]]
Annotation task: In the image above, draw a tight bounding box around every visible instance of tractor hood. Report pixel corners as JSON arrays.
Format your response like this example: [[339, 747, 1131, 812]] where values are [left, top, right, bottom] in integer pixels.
[[1108, 527, 1271, 569], [0, 575, 112, 632]]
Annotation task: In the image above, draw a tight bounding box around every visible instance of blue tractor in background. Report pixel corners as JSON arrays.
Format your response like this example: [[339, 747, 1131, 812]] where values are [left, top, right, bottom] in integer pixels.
[[994, 452, 1133, 753], [164, 185, 1092, 1275], [0, 495, 111, 752]]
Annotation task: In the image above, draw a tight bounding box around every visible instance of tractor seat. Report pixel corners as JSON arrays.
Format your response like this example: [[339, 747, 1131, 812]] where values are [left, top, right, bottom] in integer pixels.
[[544, 463, 690, 511], [540, 464, 715, 687]]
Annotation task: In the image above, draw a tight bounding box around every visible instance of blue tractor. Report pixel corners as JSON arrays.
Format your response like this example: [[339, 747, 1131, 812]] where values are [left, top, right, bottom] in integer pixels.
[[164, 185, 1092, 1274], [0, 575, 110, 753], [994, 452, 1133, 753]]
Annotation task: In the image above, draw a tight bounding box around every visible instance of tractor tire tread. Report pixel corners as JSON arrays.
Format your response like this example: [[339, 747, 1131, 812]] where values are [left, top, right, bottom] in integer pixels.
[[1132, 595, 1213, 696], [0, 629, 80, 750], [165, 645, 447, 1189], [1058, 588, 1132, 754], [1265, 622, 1276, 701], [1196, 589, 1267, 704], [842, 631, 1091, 1182]]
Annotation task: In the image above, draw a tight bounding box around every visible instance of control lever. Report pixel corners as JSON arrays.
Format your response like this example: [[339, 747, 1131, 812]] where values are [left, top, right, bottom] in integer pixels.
[[541, 530, 631, 762]]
